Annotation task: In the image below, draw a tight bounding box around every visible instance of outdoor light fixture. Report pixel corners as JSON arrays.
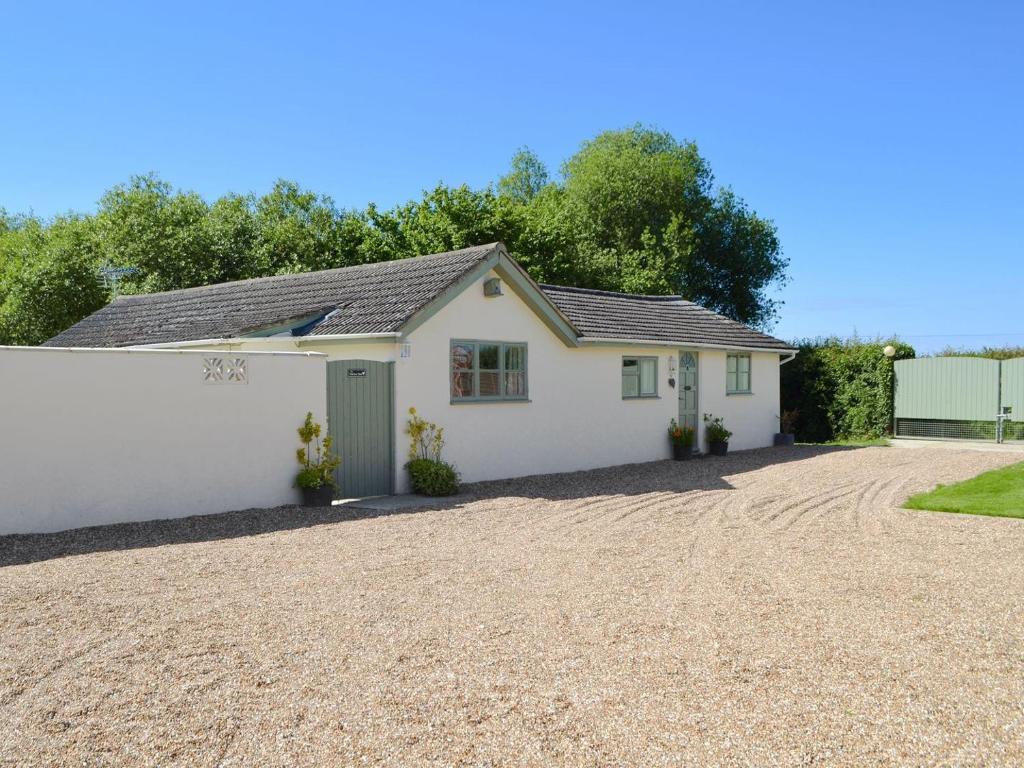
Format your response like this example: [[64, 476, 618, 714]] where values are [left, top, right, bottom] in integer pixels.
[[668, 355, 677, 388], [883, 345, 896, 358]]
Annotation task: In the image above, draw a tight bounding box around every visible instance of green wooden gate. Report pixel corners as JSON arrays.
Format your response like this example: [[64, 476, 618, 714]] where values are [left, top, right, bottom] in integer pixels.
[[327, 359, 395, 497], [894, 357, 1023, 442]]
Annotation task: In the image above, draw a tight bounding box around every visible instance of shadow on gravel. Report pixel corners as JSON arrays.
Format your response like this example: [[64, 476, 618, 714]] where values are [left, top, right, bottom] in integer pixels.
[[0, 503, 440, 569], [1, 445, 867, 568], [462, 444, 864, 502]]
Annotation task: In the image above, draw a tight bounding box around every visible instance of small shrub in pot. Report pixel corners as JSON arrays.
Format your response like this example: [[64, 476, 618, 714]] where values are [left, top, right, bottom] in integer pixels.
[[405, 407, 461, 496], [774, 409, 798, 446], [704, 413, 732, 456], [667, 418, 695, 460], [295, 412, 341, 506]]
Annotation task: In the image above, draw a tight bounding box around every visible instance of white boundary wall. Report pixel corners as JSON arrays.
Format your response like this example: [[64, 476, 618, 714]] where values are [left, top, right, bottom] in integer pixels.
[[0, 346, 326, 535]]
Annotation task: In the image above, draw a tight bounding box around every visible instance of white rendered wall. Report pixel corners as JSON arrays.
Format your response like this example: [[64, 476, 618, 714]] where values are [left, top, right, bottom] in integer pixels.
[[695, 350, 782, 452], [166, 282, 784, 492], [0, 347, 326, 535], [394, 271, 783, 489]]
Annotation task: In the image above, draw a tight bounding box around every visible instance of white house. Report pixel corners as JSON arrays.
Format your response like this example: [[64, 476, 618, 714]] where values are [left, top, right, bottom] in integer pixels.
[[48, 243, 796, 496]]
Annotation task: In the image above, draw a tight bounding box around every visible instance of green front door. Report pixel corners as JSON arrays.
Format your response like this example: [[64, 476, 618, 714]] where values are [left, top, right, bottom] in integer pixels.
[[678, 351, 698, 431], [327, 359, 395, 498]]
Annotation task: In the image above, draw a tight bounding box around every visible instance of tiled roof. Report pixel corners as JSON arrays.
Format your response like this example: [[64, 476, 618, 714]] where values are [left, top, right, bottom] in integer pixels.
[[44, 244, 500, 348], [540, 285, 795, 351], [44, 242, 793, 352]]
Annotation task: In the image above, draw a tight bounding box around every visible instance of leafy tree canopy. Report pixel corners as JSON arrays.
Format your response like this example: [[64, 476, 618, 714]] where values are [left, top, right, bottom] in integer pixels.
[[0, 126, 789, 345]]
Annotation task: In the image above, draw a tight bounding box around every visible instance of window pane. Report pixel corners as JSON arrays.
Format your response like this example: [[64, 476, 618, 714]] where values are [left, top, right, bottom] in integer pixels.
[[504, 371, 526, 397], [505, 344, 525, 371], [452, 371, 474, 398], [479, 344, 499, 370], [727, 355, 737, 374], [479, 371, 500, 397], [622, 374, 639, 398], [738, 371, 750, 392], [738, 355, 750, 374], [727, 370, 738, 392], [639, 358, 656, 395], [452, 343, 474, 371]]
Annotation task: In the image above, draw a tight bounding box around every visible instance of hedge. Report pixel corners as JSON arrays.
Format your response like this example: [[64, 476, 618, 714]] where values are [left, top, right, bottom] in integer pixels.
[[780, 337, 915, 442]]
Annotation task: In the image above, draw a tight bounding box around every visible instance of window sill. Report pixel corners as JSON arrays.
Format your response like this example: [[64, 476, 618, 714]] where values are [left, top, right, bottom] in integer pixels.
[[450, 398, 532, 405], [623, 395, 661, 400], [726, 391, 754, 396]]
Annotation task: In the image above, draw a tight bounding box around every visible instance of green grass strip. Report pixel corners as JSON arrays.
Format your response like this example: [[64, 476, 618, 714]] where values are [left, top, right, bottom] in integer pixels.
[[904, 461, 1024, 519]]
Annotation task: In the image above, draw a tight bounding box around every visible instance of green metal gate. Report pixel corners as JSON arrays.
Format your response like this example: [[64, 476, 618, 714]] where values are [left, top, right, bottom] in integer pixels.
[[327, 359, 395, 497], [894, 357, 1022, 442], [1002, 358, 1024, 442]]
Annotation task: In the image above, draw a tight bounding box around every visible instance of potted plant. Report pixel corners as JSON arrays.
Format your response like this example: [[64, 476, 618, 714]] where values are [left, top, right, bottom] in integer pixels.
[[295, 412, 341, 506], [667, 418, 695, 460], [405, 407, 460, 496], [774, 410, 798, 446], [704, 413, 732, 456]]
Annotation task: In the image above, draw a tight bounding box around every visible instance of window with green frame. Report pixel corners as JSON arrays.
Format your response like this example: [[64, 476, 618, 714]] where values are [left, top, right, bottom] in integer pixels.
[[727, 353, 752, 393], [450, 341, 528, 401], [622, 356, 658, 398]]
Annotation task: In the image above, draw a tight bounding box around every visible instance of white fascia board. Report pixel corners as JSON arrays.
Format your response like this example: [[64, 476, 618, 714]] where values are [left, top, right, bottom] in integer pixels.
[[129, 338, 241, 349], [577, 337, 799, 355], [295, 333, 402, 345]]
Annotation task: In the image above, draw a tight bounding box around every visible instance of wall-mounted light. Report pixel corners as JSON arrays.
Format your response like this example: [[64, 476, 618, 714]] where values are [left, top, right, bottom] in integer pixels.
[[668, 355, 677, 388], [883, 345, 896, 358]]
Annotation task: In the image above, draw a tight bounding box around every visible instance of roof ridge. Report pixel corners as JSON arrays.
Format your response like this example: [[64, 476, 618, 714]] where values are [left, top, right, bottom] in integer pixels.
[[540, 284, 685, 302], [114, 243, 501, 302]]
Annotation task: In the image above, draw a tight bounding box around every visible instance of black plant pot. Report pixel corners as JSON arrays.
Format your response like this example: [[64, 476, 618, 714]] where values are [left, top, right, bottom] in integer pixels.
[[773, 433, 796, 446], [300, 485, 335, 507], [709, 440, 729, 456], [672, 443, 693, 460]]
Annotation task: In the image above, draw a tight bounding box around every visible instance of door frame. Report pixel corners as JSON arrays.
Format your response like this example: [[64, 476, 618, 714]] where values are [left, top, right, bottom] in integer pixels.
[[678, 349, 699, 442], [326, 359, 395, 498]]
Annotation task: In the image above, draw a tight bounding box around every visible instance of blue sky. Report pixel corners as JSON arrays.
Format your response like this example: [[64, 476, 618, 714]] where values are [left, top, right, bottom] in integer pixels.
[[1, 1, 1020, 352]]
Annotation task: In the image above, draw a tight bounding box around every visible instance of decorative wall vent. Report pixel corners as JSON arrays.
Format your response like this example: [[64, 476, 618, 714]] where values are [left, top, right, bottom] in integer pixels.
[[483, 277, 503, 297], [203, 357, 248, 384]]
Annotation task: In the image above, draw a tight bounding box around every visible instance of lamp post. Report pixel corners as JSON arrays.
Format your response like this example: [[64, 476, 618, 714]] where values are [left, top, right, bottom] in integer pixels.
[[883, 344, 897, 437]]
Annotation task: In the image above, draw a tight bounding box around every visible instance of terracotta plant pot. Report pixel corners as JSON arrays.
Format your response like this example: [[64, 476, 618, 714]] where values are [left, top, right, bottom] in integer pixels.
[[709, 440, 729, 457], [300, 485, 335, 507]]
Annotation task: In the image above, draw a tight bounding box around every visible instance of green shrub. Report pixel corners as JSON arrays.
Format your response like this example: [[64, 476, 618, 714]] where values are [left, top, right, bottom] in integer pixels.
[[406, 457, 461, 496], [404, 406, 460, 496], [781, 337, 915, 442], [703, 413, 732, 443], [295, 412, 340, 490]]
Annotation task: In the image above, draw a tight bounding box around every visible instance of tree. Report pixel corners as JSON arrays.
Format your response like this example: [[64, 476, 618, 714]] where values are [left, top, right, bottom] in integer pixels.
[[498, 148, 549, 202], [0, 125, 790, 344], [0, 215, 107, 345], [546, 125, 787, 327]]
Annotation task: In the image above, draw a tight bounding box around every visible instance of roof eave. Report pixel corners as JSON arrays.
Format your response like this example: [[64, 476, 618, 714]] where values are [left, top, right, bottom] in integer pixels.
[[576, 337, 798, 354]]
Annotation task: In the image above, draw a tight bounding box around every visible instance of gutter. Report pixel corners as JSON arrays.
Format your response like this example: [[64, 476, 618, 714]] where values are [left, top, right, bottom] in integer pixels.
[[779, 351, 797, 365], [294, 332, 402, 345], [576, 337, 799, 355], [129, 338, 238, 350]]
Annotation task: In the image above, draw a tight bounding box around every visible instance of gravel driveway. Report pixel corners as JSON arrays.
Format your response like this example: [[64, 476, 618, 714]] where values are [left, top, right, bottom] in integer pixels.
[[2, 445, 1023, 766]]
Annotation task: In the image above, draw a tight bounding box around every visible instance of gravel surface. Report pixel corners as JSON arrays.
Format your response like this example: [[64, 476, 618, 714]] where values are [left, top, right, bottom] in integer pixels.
[[2, 445, 1023, 766]]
